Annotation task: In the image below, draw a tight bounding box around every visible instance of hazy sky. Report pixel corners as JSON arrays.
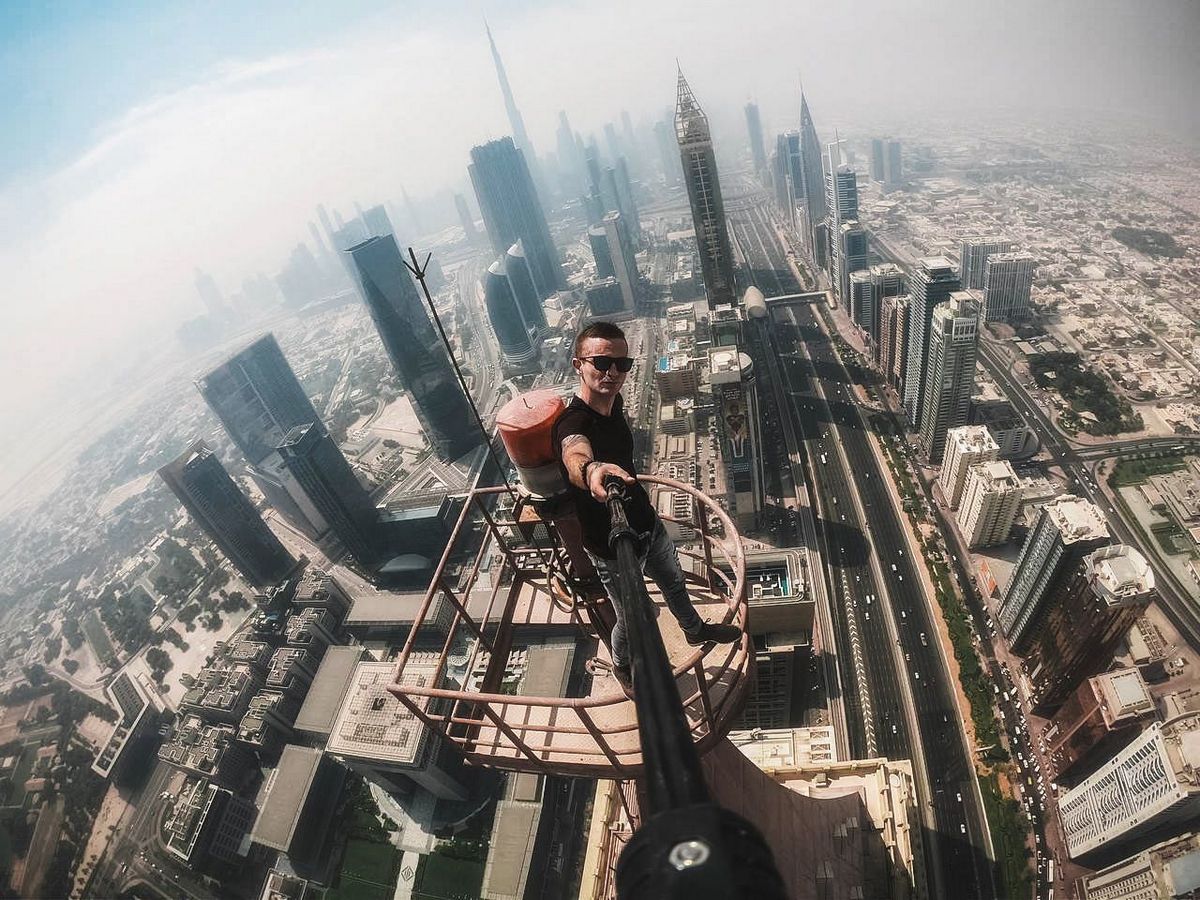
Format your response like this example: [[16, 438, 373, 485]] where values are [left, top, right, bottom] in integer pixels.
[[1, 0, 1197, 486]]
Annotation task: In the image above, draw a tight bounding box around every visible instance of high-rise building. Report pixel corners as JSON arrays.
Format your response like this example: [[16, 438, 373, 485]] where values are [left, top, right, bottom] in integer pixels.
[[620, 109, 642, 174], [197, 334, 322, 468], [940, 425, 1000, 507], [504, 241, 547, 335], [159, 441, 295, 588], [1045, 668, 1154, 783], [653, 119, 681, 187], [769, 143, 789, 217], [276, 423, 381, 566], [676, 69, 737, 309], [480, 260, 537, 369], [878, 293, 909, 386], [1025, 544, 1154, 714], [998, 496, 1110, 651], [1060, 712, 1200, 859], [276, 244, 329, 309], [958, 460, 1022, 549], [614, 157, 641, 247], [902, 257, 960, 425], [884, 140, 902, 186], [603, 211, 638, 312], [982, 252, 1035, 322], [869, 139, 886, 183], [484, 21, 548, 209], [454, 193, 481, 246], [745, 101, 767, 174], [835, 221, 868, 309], [345, 234, 478, 460], [918, 292, 980, 463], [799, 92, 828, 269], [958, 236, 1013, 291], [588, 224, 614, 278], [1078, 827, 1200, 898], [554, 111, 585, 196], [468, 137, 562, 298], [709, 345, 763, 529], [194, 269, 229, 319], [360, 204, 394, 240]]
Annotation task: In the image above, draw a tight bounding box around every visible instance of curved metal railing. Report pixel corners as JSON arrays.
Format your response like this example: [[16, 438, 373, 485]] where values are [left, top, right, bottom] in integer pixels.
[[384, 473, 752, 776]]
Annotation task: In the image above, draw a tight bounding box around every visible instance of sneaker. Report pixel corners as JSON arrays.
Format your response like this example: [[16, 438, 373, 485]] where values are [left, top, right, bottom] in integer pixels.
[[611, 663, 634, 696], [685, 620, 742, 647]]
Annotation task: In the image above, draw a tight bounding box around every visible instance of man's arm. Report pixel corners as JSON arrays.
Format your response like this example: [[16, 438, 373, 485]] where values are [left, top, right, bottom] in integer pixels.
[[561, 434, 635, 502]]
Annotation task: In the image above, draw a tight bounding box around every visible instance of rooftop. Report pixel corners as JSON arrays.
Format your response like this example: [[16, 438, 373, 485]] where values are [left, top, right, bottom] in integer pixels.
[[1095, 668, 1154, 721], [250, 745, 324, 852], [947, 425, 999, 454], [293, 645, 363, 738], [1088, 544, 1155, 604], [325, 656, 440, 766], [1044, 495, 1110, 544]]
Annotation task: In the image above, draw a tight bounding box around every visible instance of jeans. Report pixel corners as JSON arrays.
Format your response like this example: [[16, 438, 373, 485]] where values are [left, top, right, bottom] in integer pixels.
[[588, 519, 703, 668]]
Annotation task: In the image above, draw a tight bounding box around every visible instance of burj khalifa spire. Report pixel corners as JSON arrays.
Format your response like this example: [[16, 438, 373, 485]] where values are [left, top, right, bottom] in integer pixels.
[[486, 21, 551, 208]]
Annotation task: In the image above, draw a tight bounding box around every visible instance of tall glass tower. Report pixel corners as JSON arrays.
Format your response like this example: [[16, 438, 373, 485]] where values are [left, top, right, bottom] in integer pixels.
[[468, 137, 563, 299], [902, 257, 961, 425], [799, 91, 828, 269], [481, 260, 537, 369], [675, 68, 736, 309], [158, 440, 295, 588], [345, 234, 479, 460]]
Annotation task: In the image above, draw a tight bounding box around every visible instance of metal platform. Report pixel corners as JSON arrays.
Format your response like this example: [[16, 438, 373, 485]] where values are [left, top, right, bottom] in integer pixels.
[[385, 475, 753, 778]]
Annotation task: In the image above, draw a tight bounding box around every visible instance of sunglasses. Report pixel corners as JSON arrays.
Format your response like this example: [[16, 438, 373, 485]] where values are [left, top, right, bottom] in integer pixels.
[[580, 355, 635, 374]]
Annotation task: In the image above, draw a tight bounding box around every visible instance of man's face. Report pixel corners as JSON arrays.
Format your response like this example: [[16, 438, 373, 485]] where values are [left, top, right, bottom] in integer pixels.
[[573, 336, 630, 398]]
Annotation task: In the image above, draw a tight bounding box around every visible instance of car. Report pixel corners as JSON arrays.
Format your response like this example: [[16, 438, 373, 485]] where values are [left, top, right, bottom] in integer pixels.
[[914, 671, 920, 680], [959, 824, 967, 835], [892, 724, 898, 734], [864, 611, 870, 620], [956, 792, 962, 802], [919, 633, 927, 646], [898, 575, 903, 581], [891, 563, 898, 572], [900, 610, 907, 620]]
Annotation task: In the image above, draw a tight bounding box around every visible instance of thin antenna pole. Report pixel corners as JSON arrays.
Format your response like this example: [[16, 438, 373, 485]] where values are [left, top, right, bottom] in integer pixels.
[[403, 247, 513, 491]]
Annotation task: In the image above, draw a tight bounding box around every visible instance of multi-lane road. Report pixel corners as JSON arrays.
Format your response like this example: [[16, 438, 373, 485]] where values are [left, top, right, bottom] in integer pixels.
[[730, 198, 997, 898]]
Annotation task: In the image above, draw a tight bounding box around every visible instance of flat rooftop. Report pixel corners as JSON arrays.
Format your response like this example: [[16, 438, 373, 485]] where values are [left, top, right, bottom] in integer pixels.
[[325, 656, 440, 766], [251, 745, 323, 852], [1044, 495, 1109, 543], [293, 645, 363, 738]]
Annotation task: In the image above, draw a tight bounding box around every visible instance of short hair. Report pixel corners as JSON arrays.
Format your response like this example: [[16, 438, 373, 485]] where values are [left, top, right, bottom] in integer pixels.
[[574, 321, 626, 358]]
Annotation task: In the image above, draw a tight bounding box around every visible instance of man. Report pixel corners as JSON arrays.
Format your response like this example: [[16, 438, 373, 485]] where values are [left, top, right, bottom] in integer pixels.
[[553, 321, 741, 694]]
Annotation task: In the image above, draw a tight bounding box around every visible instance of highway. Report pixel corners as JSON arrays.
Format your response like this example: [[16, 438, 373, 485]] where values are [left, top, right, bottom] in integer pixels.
[[730, 199, 997, 898]]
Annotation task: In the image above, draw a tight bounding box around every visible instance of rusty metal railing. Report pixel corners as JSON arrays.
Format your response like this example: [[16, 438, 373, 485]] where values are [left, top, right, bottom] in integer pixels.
[[385, 474, 751, 776]]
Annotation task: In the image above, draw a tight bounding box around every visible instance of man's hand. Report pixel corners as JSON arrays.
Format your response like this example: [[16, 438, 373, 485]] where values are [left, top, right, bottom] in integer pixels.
[[587, 462, 635, 503]]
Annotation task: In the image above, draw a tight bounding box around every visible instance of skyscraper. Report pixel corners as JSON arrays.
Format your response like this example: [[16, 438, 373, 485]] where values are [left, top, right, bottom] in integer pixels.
[[1024, 544, 1154, 714], [159, 441, 295, 588], [798, 92, 828, 269], [614, 156, 641, 247], [361, 204, 394, 239], [554, 111, 585, 195], [276, 424, 381, 566], [505, 241, 547, 335], [345, 234, 478, 460], [709, 345, 763, 529], [998, 496, 1110, 651], [1045, 668, 1154, 783], [588, 224, 614, 278], [620, 109, 642, 174], [958, 460, 1022, 549], [959, 236, 1013, 291], [982, 252, 1035, 322], [939, 425, 999, 508], [602, 211, 638, 312], [744, 101, 767, 174], [480, 260, 537, 369], [454, 193, 481, 245], [195, 269, 229, 319], [468, 137, 563, 298], [919, 292, 980, 463], [484, 21, 548, 208], [884, 140, 902, 186], [835, 221, 868, 309], [775, 131, 803, 227], [1077, 828, 1200, 896], [903, 257, 960, 425], [824, 143, 862, 301], [653, 119, 681, 188], [869, 139, 886, 183], [1060, 712, 1200, 859], [878, 293, 908, 382], [676, 68, 737, 309]]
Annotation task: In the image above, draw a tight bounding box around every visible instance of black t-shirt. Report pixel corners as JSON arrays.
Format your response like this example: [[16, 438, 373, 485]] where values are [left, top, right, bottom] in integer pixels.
[[553, 393, 657, 559]]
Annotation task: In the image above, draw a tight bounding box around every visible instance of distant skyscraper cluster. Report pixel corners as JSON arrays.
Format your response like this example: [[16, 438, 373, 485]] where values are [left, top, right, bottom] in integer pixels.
[[869, 138, 902, 186]]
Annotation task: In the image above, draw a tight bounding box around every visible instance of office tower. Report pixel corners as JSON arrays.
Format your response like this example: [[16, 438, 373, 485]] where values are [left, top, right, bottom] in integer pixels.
[[198, 334, 322, 467], [585, 278, 624, 316], [600, 121, 620, 163], [902, 257, 960, 424], [484, 21, 548, 208], [884, 140, 902, 185], [159, 441, 295, 588], [307, 221, 331, 261], [982, 252, 1035, 322], [798, 92, 828, 269], [1025, 545, 1154, 714], [918, 292, 980, 463], [602, 211, 637, 312], [555, 111, 584, 195], [399, 187, 422, 237], [1060, 712, 1200, 859], [835, 221, 868, 308], [853, 263, 904, 344], [869, 139, 885, 183], [774, 130, 803, 228], [849, 272, 875, 337], [1078, 828, 1200, 897], [588, 224, 614, 278], [480, 260, 537, 368], [316, 204, 338, 250], [824, 143, 860, 297], [454, 193, 480, 245], [505, 241, 547, 335], [769, 139, 789, 219], [276, 244, 327, 309], [345, 234, 478, 459], [654, 119, 680, 187], [195, 269, 228, 319], [361, 204, 394, 239], [614, 157, 641, 246], [709, 346, 763, 529], [958, 236, 1013, 291], [676, 69, 737, 309], [891, 294, 911, 389], [1046, 668, 1154, 783], [620, 109, 641, 173], [878, 293, 906, 381], [600, 166, 622, 218], [745, 101, 767, 173], [276, 424, 381, 566], [958, 460, 1022, 549], [998, 496, 1110, 651], [332, 208, 346, 230], [940, 425, 999, 507], [468, 137, 563, 298]]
